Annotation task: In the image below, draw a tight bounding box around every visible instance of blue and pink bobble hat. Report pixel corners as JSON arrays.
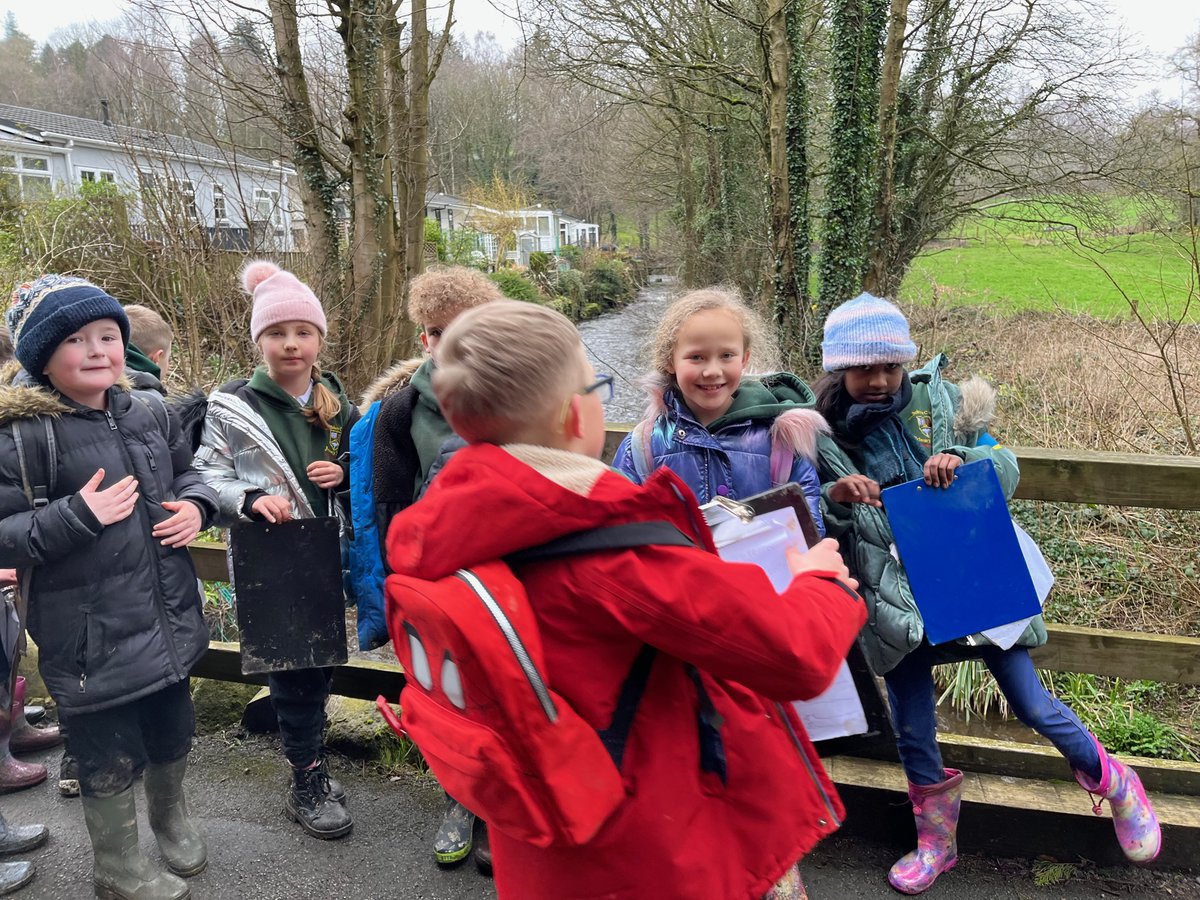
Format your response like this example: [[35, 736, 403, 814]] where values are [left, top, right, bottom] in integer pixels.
[[821, 292, 917, 372], [6, 275, 129, 382]]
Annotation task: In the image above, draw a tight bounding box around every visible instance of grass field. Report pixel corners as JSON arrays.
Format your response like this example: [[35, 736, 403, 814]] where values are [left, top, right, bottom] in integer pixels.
[[901, 198, 1199, 320], [904, 230, 1199, 320]]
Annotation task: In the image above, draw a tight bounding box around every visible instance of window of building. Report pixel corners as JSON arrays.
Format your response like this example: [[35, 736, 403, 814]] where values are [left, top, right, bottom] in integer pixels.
[[79, 169, 116, 185], [0, 153, 53, 201], [139, 171, 198, 222], [253, 188, 283, 227], [212, 184, 228, 222]]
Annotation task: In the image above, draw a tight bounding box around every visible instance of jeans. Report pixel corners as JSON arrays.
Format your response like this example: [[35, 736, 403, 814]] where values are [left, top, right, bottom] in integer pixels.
[[884, 643, 1101, 786], [70, 680, 194, 798], [267, 667, 333, 768]]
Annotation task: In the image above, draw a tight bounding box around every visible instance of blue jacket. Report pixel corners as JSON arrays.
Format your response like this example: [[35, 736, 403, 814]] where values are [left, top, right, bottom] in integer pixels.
[[613, 373, 826, 534]]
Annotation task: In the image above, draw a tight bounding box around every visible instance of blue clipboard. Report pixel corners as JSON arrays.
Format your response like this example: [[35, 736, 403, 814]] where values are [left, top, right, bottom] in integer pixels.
[[881, 459, 1041, 645]]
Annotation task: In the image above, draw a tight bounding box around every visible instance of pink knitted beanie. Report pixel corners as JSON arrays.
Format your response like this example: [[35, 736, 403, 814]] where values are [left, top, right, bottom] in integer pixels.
[[242, 260, 327, 341]]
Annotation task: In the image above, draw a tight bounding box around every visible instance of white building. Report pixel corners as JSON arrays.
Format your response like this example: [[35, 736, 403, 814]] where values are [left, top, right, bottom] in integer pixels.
[[0, 102, 300, 252], [424, 191, 600, 267]]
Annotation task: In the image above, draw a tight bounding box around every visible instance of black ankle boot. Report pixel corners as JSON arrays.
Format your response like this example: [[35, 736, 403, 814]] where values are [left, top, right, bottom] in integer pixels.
[[284, 762, 352, 840]]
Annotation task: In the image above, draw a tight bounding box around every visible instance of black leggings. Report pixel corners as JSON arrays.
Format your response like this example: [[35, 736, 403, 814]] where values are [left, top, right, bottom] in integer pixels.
[[267, 667, 332, 768]]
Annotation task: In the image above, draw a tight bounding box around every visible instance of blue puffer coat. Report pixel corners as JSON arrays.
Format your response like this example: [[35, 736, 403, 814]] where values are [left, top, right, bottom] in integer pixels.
[[613, 373, 827, 533]]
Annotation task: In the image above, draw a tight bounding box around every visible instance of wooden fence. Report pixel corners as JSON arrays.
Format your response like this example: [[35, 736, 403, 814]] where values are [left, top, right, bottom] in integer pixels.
[[188, 433, 1200, 838]]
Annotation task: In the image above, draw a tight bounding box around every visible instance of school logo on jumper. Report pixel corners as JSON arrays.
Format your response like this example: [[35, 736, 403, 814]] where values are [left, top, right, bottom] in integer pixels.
[[326, 425, 343, 457], [910, 410, 932, 446]]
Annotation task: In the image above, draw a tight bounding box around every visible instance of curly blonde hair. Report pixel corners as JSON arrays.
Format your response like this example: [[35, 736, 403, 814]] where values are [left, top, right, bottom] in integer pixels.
[[407, 266, 503, 327]]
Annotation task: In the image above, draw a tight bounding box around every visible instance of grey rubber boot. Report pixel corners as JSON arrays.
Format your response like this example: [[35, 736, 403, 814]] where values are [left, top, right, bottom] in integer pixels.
[[433, 795, 474, 867], [0, 861, 33, 895], [81, 790, 190, 900], [143, 758, 207, 877], [0, 809, 47, 857]]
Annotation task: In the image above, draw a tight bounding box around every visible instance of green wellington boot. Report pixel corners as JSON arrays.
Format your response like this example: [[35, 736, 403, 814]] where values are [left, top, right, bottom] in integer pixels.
[[81, 790, 189, 900], [143, 758, 207, 877]]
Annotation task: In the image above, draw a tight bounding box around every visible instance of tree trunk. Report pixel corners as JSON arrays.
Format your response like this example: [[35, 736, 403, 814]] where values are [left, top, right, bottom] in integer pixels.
[[339, 0, 400, 388], [786, 0, 815, 367], [864, 0, 911, 297], [762, 0, 796, 339], [265, 0, 342, 304], [817, 0, 888, 358]]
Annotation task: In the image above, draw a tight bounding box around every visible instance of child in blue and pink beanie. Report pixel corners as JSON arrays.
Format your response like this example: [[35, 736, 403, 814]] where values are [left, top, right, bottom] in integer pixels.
[[813, 292, 1161, 895]]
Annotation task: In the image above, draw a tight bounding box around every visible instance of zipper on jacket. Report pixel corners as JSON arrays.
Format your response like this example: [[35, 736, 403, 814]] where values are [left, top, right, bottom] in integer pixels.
[[104, 411, 117, 431], [776, 701, 842, 829], [454, 569, 559, 722], [143, 445, 157, 471], [110, 410, 187, 680]]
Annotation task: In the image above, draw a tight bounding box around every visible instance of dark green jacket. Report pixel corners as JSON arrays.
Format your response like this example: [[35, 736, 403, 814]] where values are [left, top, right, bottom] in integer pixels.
[[818, 355, 1045, 675]]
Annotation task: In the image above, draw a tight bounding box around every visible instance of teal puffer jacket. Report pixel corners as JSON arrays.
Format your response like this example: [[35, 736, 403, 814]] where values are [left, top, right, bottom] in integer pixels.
[[817, 355, 1046, 676]]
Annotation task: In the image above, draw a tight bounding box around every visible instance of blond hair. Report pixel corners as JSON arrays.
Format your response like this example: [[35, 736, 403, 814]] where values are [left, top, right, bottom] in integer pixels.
[[642, 288, 778, 412], [123, 303, 173, 355], [433, 301, 583, 443], [306, 362, 343, 433], [407, 266, 503, 327]]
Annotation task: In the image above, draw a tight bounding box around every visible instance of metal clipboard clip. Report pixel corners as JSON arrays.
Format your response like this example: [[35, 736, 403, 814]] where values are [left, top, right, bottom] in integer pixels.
[[708, 495, 755, 523]]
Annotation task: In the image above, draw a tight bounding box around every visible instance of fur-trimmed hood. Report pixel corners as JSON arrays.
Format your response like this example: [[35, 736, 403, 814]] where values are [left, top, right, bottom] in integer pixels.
[[0, 366, 134, 426], [952, 375, 996, 443], [360, 357, 424, 408]]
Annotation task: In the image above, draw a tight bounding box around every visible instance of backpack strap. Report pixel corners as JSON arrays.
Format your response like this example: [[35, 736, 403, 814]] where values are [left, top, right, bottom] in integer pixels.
[[507, 520, 696, 771], [10, 418, 57, 510], [596, 644, 656, 770], [506, 520, 694, 566], [10, 417, 56, 633], [628, 421, 655, 481], [132, 390, 170, 436], [769, 433, 794, 487]]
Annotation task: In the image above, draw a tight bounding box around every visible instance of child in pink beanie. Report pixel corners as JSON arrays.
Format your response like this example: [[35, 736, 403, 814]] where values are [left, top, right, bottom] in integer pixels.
[[193, 260, 359, 841]]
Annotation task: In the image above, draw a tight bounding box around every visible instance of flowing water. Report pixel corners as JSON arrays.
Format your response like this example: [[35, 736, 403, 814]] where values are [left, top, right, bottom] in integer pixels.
[[577, 278, 677, 424]]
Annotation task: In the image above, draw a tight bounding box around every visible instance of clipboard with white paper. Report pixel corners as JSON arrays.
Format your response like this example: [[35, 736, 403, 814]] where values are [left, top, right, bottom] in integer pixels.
[[702, 486, 880, 743]]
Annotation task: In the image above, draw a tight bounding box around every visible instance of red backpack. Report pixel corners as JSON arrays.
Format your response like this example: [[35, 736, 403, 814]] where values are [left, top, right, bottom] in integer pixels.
[[376, 521, 695, 848]]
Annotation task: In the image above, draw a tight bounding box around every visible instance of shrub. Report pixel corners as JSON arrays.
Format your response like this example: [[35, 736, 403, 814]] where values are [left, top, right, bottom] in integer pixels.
[[557, 269, 586, 305], [584, 259, 635, 309], [423, 218, 448, 262], [488, 269, 539, 302]]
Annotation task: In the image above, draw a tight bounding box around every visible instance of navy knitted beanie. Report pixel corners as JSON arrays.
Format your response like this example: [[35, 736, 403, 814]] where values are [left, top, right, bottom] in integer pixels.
[[7, 275, 129, 381]]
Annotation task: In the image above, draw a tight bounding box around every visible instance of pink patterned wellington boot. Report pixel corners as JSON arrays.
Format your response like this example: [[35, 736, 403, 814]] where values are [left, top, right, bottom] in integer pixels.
[[888, 768, 963, 895], [1074, 735, 1161, 863]]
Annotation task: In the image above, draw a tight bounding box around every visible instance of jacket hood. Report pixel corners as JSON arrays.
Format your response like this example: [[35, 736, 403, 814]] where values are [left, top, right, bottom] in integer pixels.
[[408, 357, 438, 412], [952, 375, 996, 440], [650, 372, 818, 430], [360, 357, 424, 407], [0, 372, 135, 426], [389, 443, 710, 580]]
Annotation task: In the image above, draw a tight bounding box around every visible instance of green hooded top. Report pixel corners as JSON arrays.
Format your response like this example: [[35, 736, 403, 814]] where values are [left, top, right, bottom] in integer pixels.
[[408, 357, 456, 491], [247, 366, 356, 515]]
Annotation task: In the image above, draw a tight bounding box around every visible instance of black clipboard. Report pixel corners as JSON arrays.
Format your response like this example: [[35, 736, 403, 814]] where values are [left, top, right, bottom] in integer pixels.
[[229, 517, 349, 674], [703, 483, 895, 757]]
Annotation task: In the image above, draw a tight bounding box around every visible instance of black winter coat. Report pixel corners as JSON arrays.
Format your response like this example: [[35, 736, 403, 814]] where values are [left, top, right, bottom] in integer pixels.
[[0, 372, 217, 713]]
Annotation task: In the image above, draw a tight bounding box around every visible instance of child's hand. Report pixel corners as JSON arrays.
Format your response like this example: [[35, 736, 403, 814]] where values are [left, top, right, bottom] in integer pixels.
[[79, 469, 139, 526], [306, 460, 344, 489], [829, 475, 882, 507], [923, 453, 963, 488], [0, 569, 16, 588], [252, 495, 293, 523], [153, 500, 203, 548], [786, 540, 859, 591]]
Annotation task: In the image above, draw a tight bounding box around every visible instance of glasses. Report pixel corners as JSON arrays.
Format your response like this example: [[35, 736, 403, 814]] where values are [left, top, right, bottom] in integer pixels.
[[579, 373, 614, 404]]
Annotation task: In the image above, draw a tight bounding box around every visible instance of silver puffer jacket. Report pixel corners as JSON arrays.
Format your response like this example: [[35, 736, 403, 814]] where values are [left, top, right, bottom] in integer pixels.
[[193, 391, 323, 525]]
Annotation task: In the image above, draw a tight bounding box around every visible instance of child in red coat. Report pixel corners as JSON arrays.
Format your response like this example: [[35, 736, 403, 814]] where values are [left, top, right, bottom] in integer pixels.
[[387, 300, 867, 899]]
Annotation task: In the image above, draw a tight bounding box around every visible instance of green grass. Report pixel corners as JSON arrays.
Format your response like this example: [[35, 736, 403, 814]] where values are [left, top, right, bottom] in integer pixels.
[[903, 230, 1199, 320]]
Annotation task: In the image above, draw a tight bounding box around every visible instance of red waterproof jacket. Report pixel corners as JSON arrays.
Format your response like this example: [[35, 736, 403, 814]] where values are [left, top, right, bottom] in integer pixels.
[[387, 444, 867, 900]]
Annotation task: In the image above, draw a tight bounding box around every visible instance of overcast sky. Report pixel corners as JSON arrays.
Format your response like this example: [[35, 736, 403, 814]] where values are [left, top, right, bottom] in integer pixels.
[[1, 0, 1196, 101]]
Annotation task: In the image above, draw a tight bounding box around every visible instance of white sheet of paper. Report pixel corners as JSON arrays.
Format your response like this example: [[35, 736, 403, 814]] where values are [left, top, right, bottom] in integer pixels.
[[977, 522, 1055, 650], [706, 505, 869, 741]]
